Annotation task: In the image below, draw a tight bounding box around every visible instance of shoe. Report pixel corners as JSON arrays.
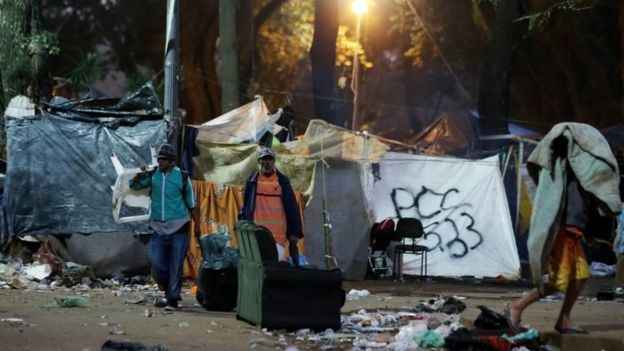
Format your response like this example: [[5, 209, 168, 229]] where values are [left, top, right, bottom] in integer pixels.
[[164, 301, 180, 312], [504, 303, 522, 331], [153, 298, 167, 308], [555, 325, 587, 334]]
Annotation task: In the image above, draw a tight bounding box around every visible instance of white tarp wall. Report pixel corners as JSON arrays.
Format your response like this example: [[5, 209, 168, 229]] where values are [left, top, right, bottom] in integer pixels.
[[364, 152, 520, 279]]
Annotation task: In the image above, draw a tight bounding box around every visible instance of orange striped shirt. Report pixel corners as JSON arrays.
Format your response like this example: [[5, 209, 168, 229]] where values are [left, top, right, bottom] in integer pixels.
[[254, 173, 287, 245]]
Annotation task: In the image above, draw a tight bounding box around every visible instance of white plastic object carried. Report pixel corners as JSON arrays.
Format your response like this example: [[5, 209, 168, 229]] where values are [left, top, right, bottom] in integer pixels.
[[111, 147, 157, 224]]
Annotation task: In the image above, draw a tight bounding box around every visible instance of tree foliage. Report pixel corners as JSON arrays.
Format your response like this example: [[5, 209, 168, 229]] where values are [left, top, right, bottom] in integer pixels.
[[1, 0, 622, 140]]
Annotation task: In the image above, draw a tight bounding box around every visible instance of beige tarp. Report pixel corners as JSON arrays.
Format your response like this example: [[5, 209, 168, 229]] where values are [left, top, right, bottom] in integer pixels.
[[192, 141, 317, 203], [282, 119, 390, 162]]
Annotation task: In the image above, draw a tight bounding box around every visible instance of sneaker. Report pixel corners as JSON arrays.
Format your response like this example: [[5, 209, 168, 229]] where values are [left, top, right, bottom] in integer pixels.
[[153, 298, 167, 308], [164, 301, 179, 311]]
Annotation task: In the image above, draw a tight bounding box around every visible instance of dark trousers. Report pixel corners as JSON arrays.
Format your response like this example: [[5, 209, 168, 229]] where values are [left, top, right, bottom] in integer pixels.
[[149, 228, 188, 304]]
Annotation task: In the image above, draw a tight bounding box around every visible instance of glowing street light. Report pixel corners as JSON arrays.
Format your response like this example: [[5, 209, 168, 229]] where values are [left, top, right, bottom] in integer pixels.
[[352, 0, 368, 15], [351, 0, 368, 131]]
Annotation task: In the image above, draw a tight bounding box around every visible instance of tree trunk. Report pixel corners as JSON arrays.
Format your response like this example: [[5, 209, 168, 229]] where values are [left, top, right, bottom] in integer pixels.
[[0, 0, 41, 154], [0, 1, 34, 106], [477, 0, 528, 136], [218, 0, 239, 113], [310, 0, 340, 126], [238, 0, 287, 102], [180, 0, 220, 124]]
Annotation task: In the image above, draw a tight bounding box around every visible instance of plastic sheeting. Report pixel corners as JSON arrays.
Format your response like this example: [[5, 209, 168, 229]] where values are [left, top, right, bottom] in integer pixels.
[[409, 112, 480, 157], [193, 96, 283, 144], [3, 84, 166, 239], [364, 152, 520, 279], [198, 227, 239, 270], [192, 141, 317, 202], [282, 119, 389, 162], [304, 158, 372, 280]]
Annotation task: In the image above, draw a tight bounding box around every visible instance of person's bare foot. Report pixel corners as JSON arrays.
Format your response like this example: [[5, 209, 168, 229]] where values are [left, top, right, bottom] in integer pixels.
[[508, 302, 522, 322], [504, 302, 522, 331], [555, 324, 587, 334]]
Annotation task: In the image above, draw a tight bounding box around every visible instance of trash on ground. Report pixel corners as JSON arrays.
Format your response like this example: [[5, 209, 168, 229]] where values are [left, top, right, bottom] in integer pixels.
[[44, 296, 88, 308], [589, 261, 615, 277], [101, 339, 169, 351], [24, 263, 52, 281], [346, 289, 371, 300], [1, 317, 25, 325]]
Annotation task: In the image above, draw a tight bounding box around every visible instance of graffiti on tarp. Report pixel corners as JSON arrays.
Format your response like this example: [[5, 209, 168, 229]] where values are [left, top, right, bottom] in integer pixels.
[[390, 186, 483, 258]]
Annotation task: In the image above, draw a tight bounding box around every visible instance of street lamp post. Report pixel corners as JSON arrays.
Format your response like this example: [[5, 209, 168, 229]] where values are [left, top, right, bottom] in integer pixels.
[[351, 0, 367, 131]]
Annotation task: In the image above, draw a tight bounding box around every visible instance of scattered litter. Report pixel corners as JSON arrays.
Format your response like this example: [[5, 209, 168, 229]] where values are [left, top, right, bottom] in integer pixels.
[[295, 328, 312, 337], [346, 289, 371, 300], [24, 263, 52, 281], [144, 308, 153, 318], [62, 262, 95, 288], [248, 337, 287, 349], [353, 337, 387, 349], [109, 328, 126, 335], [503, 328, 539, 343], [124, 297, 146, 304], [1, 317, 25, 325], [589, 261, 615, 277], [178, 322, 189, 328], [44, 296, 88, 308], [597, 291, 615, 301], [101, 339, 169, 351], [75, 284, 91, 293], [540, 292, 565, 301]]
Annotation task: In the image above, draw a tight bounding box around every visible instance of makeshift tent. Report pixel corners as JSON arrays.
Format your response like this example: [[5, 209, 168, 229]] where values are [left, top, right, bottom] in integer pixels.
[[191, 141, 318, 202], [2, 84, 165, 242], [282, 119, 389, 163], [188, 118, 389, 280], [364, 152, 520, 279], [408, 112, 480, 157], [193, 96, 283, 144], [303, 158, 372, 280]]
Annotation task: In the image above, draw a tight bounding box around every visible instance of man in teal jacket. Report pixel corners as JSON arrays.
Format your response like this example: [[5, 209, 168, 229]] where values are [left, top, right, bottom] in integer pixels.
[[130, 144, 200, 311]]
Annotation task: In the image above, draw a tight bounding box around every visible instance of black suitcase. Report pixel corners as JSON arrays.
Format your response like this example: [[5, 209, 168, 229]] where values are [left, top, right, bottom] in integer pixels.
[[196, 266, 238, 311]]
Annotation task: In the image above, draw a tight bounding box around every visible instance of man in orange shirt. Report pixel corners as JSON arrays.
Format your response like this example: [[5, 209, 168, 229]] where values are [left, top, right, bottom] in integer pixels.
[[239, 148, 303, 260]]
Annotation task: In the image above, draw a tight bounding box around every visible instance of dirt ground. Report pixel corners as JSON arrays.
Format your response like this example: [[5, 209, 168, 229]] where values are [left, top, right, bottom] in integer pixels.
[[0, 277, 623, 351]]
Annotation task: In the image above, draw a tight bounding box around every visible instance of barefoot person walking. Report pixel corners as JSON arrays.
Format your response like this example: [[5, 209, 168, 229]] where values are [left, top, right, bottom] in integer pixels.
[[505, 123, 620, 334]]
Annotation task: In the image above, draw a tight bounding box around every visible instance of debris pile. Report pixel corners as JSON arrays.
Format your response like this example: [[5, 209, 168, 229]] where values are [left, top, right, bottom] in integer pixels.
[[0, 256, 157, 294]]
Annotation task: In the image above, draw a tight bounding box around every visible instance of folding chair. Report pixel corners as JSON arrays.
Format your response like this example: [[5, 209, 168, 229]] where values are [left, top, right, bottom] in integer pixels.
[[393, 217, 427, 281]]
